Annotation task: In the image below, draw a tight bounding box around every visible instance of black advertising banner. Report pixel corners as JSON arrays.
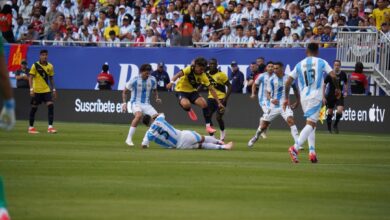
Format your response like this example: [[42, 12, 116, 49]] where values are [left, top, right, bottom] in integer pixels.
[[5, 89, 390, 134]]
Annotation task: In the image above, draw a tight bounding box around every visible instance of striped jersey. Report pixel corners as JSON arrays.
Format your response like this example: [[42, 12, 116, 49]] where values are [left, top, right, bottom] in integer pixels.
[[289, 56, 332, 102], [254, 72, 272, 106], [146, 114, 181, 148], [267, 74, 288, 108], [125, 75, 157, 104]]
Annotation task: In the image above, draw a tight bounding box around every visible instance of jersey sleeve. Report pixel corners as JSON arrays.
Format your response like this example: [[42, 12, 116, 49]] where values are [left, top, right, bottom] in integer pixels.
[[323, 60, 333, 74], [181, 66, 191, 76], [125, 77, 136, 90], [254, 75, 262, 85], [48, 63, 54, 76], [150, 76, 157, 90], [220, 72, 228, 84], [289, 65, 298, 79]]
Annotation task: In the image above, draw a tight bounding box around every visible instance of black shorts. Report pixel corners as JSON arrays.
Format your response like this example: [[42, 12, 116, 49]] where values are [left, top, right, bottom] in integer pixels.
[[326, 96, 344, 109], [31, 92, 53, 105], [207, 98, 225, 115], [175, 91, 201, 104]]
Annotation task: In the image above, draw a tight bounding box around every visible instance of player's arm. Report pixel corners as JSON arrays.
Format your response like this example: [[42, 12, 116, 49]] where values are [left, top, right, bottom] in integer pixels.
[[153, 89, 162, 103], [223, 80, 232, 105], [121, 87, 130, 112], [283, 76, 294, 111], [343, 76, 348, 97], [208, 85, 224, 109], [250, 80, 257, 98], [290, 83, 300, 109], [49, 76, 57, 100], [166, 71, 184, 90]]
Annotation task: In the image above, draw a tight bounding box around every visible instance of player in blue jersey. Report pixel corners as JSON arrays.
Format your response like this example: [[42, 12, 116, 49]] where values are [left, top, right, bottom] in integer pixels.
[[248, 62, 300, 148], [250, 61, 274, 139], [283, 43, 335, 163], [122, 64, 161, 147], [141, 113, 233, 150]]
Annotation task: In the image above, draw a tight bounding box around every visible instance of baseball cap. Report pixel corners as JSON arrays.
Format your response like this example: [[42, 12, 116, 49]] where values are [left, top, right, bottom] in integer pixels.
[[119, 5, 125, 9], [231, 61, 238, 66], [151, 19, 158, 23]]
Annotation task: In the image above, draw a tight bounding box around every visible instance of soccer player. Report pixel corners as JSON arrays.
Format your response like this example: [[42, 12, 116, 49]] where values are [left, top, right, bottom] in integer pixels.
[[122, 63, 161, 146], [0, 37, 15, 131], [28, 49, 57, 134], [166, 57, 224, 134], [324, 60, 347, 134], [205, 58, 232, 140], [248, 62, 300, 147], [141, 113, 233, 150], [283, 43, 335, 163], [250, 61, 274, 139]]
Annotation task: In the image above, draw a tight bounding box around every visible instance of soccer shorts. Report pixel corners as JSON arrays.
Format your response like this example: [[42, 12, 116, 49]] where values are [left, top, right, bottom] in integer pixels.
[[131, 103, 158, 116], [263, 106, 293, 122], [326, 96, 344, 109], [176, 130, 202, 149], [207, 98, 225, 115], [175, 91, 201, 104], [302, 98, 323, 123], [31, 92, 52, 105]]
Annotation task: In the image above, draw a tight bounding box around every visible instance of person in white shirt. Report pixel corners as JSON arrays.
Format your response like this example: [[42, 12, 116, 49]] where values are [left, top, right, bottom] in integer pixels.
[[220, 26, 234, 48], [106, 30, 121, 47], [280, 27, 294, 47], [19, 0, 33, 23], [13, 16, 28, 42], [119, 16, 134, 43], [234, 25, 248, 47]]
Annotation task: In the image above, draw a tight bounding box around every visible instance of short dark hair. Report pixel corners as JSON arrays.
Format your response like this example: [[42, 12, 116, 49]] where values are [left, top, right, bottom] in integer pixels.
[[266, 61, 274, 65], [354, 61, 364, 73], [194, 57, 208, 67], [307, 43, 319, 53], [209, 58, 218, 65], [40, 49, 48, 54], [334, 60, 341, 65], [140, 63, 152, 72], [274, 62, 284, 67], [257, 57, 265, 61], [236, 25, 244, 30]]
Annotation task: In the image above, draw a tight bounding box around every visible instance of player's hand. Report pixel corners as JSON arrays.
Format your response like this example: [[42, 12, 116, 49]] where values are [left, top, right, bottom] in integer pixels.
[[0, 99, 16, 131], [156, 98, 162, 104], [121, 103, 127, 112], [271, 99, 279, 105], [166, 82, 173, 90], [29, 89, 35, 97], [282, 99, 289, 111]]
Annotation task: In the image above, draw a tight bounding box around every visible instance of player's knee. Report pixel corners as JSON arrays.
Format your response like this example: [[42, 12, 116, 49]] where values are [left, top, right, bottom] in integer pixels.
[[180, 100, 191, 110], [287, 117, 295, 126]]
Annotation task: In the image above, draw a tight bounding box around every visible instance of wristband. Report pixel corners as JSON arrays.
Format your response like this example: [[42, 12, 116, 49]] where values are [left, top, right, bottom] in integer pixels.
[[30, 88, 33, 92], [170, 81, 175, 84], [4, 98, 15, 109]]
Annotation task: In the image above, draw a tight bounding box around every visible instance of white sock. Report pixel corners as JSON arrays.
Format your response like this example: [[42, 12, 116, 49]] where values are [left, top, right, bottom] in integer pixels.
[[308, 128, 316, 153], [201, 143, 223, 150], [127, 126, 136, 141], [141, 132, 149, 146], [290, 125, 299, 144], [206, 123, 211, 127], [204, 136, 220, 143], [48, 125, 53, 129], [220, 130, 225, 140], [294, 124, 314, 151]]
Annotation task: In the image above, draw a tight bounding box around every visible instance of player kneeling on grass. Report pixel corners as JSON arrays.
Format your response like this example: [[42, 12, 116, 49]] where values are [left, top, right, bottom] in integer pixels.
[[248, 62, 300, 148], [122, 64, 161, 147], [141, 113, 233, 150]]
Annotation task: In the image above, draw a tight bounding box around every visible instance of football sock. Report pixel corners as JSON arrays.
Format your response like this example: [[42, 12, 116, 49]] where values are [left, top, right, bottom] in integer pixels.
[[127, 126, 136, 141], [255, 127, 265, 139], [290, 125, 299, 144], [0, 178, 6, 208], [29, 106, 38, 127], [141, 132, 149, 146], [326, 114, 332, 130], [203, 107, 211, 124], [204, 136, 220, 144], [48, 104, 54, 126], [308, 128, 316, 154], [334, 113, 342, 126], [294, 124, 314, 151], [220, 130, 226, 140], [217, 116, 225, 131], [201, 143, 223, 150]]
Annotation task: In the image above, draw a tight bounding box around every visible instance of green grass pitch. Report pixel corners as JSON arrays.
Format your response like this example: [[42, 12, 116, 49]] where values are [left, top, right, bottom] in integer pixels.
[[1, 121, 390, 220]]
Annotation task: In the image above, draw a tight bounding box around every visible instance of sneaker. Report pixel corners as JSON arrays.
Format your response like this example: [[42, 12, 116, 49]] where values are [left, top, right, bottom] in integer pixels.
[[188, 109, 198, 121], [0, 208, 10, 220], [206, 125, 216, 134], [47, 127, 57, 134], [125, 140, 134, 147], [333, 125, 339, 134], [28, 127, 39, 134], [288, 146, 299, 163], [309, 152, 318, 163], [247, 136, 258, 148], [223, 141, 233, 150]]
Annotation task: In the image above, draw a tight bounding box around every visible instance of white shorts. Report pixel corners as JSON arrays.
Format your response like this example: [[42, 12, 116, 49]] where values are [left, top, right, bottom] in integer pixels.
[[176, 130, 202, 149], [301, 98, 323, 123], [263, 106, 294, 122], [131, 103, 158, 116]]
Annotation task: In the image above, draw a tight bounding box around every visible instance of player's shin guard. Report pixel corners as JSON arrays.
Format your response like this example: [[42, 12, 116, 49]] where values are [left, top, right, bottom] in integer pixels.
[[216, 114, 225, 131], [335, 113, 342, 126], [295, 124, 314, 151], [308, 128, 316, 153], [29, 106, 38, 127], [326, 114, 332, 131], [48, 104, 54, 126], [202, 107, 211, 124]]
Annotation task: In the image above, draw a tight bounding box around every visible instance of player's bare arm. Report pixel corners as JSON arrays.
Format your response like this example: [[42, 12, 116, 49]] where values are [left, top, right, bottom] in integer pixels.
[[29, 75, 34, 97], [250, 81, 257, 98], [49, 76, 57, 100], [154, 89, 162, 104], [283, 76, 294, 111], [122, 87, 130, 112], [166, 71, 184, 90], [290, 84, 300, 109]]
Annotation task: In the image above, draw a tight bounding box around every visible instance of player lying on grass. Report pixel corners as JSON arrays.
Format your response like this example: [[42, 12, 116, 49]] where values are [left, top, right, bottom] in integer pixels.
[[140, 113, 233, 150]]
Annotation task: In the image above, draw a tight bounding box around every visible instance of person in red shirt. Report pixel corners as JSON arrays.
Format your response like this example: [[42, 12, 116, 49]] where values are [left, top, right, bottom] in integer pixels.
[[97, 63, 114, 90], [133, 28, 145, 47], [350, 61, 368, 95], [0, 5, 15, 43]]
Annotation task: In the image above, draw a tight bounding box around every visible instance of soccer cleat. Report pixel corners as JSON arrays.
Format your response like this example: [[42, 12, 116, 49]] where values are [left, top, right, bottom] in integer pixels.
[[247, 136, 258, 148], [206, 125, 216, 134], [288, 146, 299, 163], [125, 140, 134, 147], [261, 132, 267, 139], [223, 141, 233, 150], [0, 208, 10, 220], [47, 127, 57, 134], [28, 127, 39, 134], [309, 152, 318, 163], [333, 125, 339, 134], [141, 145, 149, 149], [187, 109, 198, 121]]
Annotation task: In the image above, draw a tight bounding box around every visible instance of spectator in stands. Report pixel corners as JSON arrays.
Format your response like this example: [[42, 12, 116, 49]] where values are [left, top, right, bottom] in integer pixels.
[[13, 16, 28, 43], [59, 0, 78, 20], [106, 30, 120, 47], [258, 26, 270, 47], [321, 24, 334, 47], [229, 61, 245, 94], [79, 28, 92, 46], [104, 18, 119, 40], [291, 33, 301, 47], [44, 2, 61, 33], [220, 26, 234, 48], [347, 7, 363, 27], [290, 18, 303, 38], [20, 25, 39, 43], [15, 60, 30, 89], [350, 62, 368, 95], [246, 61, 261, 94], [371, 0, 390, 31], [180, 14, 193, 46], [234, 25, 248, 47], [133, 27, 145, 47], [19, 0, 33, 24], [0, 4, 15, 43], [97, 62, 114, 90], [63, 26, 78, 46], [145, 28, 158, 47], [91, 27, 102, 46], [280, 26, 293, 47], [119, 15, 133, 43], [151, 62, 170, 91], [381, 22, 390, 40], [256, 57, 266, 73]]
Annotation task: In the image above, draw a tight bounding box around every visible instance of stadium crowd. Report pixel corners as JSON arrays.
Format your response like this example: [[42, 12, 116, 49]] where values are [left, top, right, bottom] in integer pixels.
[[0, 0, 389, 47]]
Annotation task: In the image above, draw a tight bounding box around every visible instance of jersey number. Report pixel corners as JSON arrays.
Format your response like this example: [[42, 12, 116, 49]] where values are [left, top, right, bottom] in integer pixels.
[[155, 127, 170, 140], [304, 69, 316, 87]]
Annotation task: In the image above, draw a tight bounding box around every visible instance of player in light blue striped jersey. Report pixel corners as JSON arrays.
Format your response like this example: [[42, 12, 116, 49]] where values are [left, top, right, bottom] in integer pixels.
[[248, 62, 300, 148], [283, 43, 335, 163], [141, 113, 233, 150], [122, 64, 161, 147]]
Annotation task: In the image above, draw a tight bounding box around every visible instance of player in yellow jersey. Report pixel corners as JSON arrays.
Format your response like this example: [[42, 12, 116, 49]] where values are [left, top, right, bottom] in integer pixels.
[[205, 58, 231, 140], [371, 0, 390, 30], [28, 49, 57, 134], [166, 57, 224, 134]]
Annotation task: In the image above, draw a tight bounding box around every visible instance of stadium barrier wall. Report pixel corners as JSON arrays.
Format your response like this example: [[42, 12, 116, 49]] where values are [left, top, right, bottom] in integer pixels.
[[4, 45, 336, 90], [8, 89, 390, 134]]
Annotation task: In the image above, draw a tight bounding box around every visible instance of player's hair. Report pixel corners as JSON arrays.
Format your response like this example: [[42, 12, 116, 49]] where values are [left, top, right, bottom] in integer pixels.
[[140, 63, 152, 72], [257, 57, 265, 61], [40, 49, 48, 54], [274, 62, 284, 67], [209, 58, 218, 65], [354, 61, 364, 73], [194, 57, 208, 67], [266, 61, 273, 65], [334, 60, 341, 65], [307, 43, 319, 53]]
